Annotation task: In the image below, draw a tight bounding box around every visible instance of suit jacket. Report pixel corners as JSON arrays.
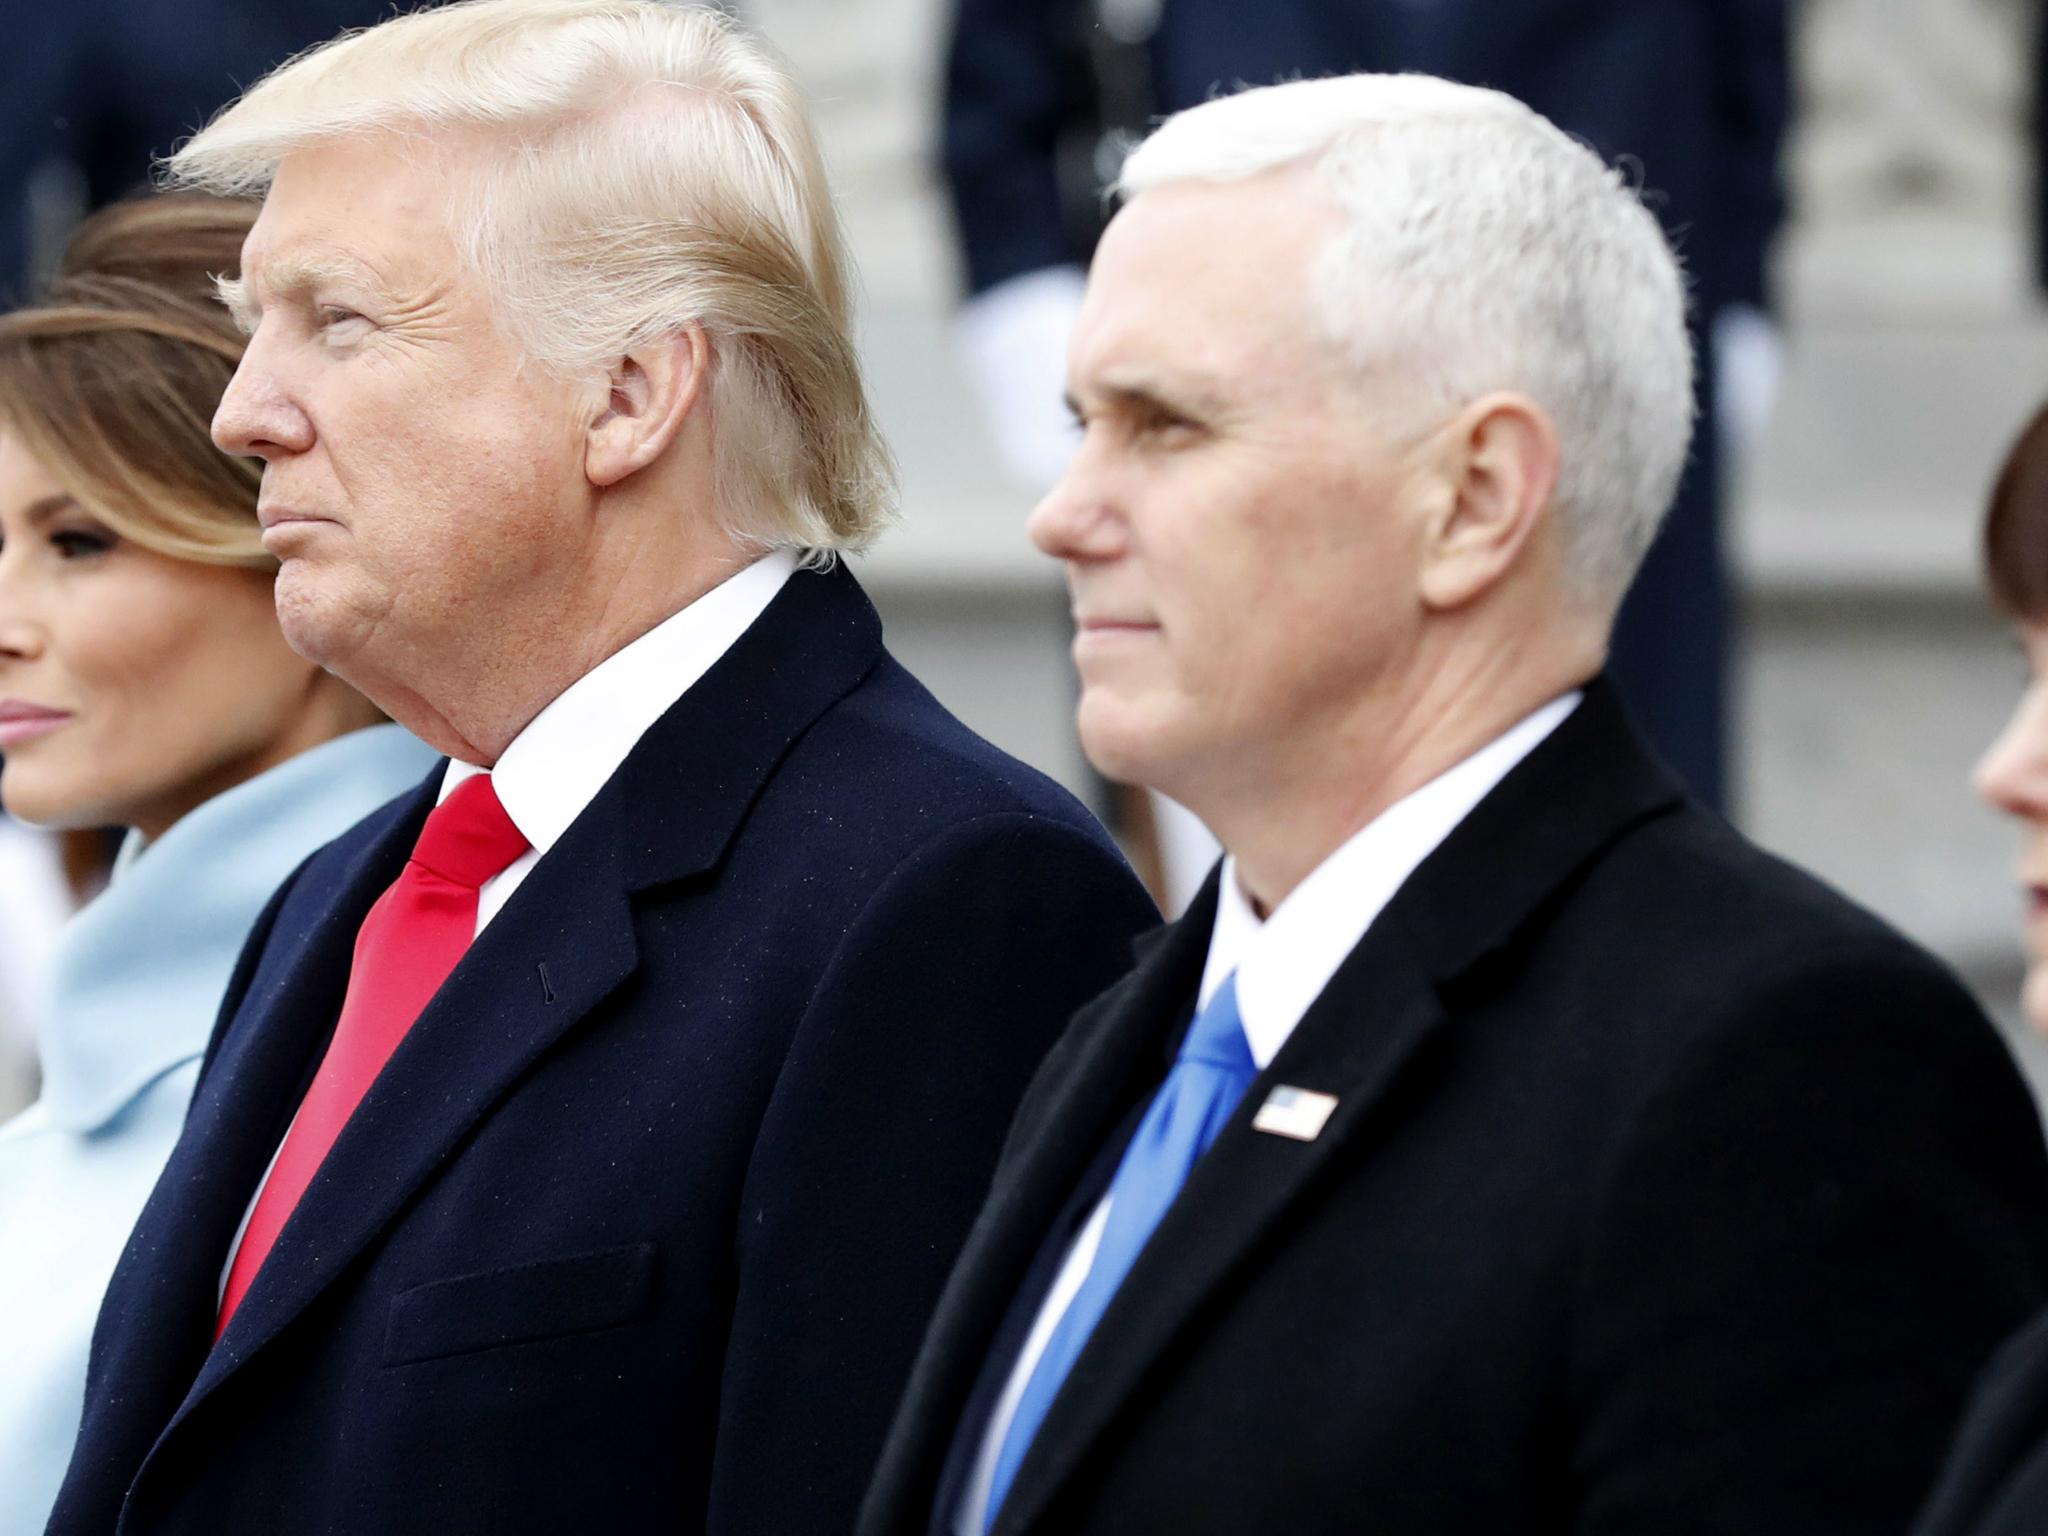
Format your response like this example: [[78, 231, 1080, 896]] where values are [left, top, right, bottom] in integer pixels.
[[1914, 1308, 2048, 1535], [860, 680, 2048, 1535], [47, 563, 1159, 1536]]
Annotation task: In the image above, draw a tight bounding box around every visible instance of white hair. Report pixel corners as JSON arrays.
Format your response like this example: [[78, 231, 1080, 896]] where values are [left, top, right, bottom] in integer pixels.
[[168, 0, 895, 559], [1119, 74, 1695, 609]]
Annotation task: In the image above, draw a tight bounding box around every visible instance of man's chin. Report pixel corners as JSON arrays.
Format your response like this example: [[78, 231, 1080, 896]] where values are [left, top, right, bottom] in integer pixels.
[[274, 573, 366, 673], [1077, 696, 1181, 795]]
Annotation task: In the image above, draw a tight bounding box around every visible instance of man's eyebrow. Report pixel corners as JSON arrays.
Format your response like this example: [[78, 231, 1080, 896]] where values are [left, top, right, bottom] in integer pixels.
[[216, 254, 389, 332], [1078, 376, 1217, 420], [214, 274, 257, 336]]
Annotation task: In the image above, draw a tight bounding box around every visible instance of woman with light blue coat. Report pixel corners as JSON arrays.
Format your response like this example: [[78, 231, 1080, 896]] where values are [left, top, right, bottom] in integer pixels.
[[0, 193, 437, 1532]]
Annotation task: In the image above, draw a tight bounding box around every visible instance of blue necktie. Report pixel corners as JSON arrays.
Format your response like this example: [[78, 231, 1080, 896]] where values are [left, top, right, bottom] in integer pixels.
[[982, 974, 1257, 1531]]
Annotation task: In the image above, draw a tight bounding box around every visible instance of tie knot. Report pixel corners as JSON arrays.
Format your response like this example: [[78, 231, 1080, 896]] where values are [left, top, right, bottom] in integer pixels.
[[411, 773, 530, 889], [1178, 974, 1254, 1077]]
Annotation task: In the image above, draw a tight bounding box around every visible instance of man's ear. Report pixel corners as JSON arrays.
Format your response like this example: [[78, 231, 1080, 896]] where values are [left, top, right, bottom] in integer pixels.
[[1416, 392, 1561, 613], [585, 326, 711, 488]]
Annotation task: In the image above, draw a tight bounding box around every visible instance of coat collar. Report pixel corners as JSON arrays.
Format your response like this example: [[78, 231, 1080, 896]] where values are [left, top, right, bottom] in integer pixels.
[[162, 564, 886, 1437], [1383, 677, 1682, 986], [441, 548, 797, 859], [976, 677, 1684, 1534], [613, 558, 883, 893], [33, 724, 437, 1134]]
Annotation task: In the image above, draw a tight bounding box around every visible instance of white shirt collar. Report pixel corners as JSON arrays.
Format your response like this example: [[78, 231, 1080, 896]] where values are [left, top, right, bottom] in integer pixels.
[[1197, 690, 1582, 1069], [440, 549, 797, 850]]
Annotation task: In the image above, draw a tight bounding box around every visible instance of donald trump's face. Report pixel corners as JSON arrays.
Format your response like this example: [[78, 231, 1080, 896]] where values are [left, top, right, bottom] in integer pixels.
[[213, 136, 595, 737]]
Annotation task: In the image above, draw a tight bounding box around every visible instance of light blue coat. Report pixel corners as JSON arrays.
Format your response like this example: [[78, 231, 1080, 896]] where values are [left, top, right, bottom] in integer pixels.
[[0, 723, 437, 1535]]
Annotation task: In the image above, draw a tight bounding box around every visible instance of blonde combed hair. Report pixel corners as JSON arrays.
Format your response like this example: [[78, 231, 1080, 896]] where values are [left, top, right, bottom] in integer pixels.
[[168, 0, 896, 558]]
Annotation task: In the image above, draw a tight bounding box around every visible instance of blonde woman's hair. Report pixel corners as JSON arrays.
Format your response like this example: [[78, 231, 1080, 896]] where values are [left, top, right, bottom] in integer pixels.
[[0, 192, 267, 567], [169, 0, 896, 560]]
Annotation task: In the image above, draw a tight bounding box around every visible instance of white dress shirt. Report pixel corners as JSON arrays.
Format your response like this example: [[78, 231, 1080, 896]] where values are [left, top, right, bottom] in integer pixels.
[[220, 551, 795, 1298], [955, 690, 1581, 1533], [444, 547, 797, 932]]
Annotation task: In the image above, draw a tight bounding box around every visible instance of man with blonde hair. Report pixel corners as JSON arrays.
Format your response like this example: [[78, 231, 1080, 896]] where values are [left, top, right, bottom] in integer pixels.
[[47, 4, 1155, 1533], [859, 75, 2048, 1535]]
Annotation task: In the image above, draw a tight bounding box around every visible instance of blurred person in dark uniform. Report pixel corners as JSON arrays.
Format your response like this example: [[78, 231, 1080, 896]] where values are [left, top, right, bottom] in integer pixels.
[[1, 0, 434, 300], [942, 0, 1791, 816]]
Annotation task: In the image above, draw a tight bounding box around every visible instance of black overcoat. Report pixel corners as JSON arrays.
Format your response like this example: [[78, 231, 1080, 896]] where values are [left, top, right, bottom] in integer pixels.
[[862, 681, 2048, 1535], [48, 564, 1158, 1535]]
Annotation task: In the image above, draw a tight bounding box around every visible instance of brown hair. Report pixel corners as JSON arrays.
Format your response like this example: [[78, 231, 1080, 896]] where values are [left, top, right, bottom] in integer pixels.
[[1987, 404, 2048, 619], [0, 192, 266, 567]]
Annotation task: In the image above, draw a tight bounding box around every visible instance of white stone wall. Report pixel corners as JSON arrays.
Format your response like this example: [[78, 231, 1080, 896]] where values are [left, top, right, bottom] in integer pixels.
[[1790, 0, 2034, 315]]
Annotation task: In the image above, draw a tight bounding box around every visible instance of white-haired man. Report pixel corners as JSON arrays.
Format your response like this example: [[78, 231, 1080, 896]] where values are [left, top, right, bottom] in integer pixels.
[[857, 75, 2048, 1536], [45, 5, 1157, 1534]]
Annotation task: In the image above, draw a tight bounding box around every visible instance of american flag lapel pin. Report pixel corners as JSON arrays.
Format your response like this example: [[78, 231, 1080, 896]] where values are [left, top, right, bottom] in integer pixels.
[[1251, 1084, 1340, 1142]]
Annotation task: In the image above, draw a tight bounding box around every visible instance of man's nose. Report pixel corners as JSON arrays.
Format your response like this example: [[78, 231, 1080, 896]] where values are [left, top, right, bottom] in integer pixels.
[[1028, 453, 1125, 564], [212, 345, 313, 461]]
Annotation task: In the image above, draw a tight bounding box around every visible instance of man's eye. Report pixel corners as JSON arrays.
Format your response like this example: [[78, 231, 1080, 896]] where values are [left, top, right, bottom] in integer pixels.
[[1137, 410, 1198, 440], [51, 528, 115, 560], [318, 306, 370, 336]]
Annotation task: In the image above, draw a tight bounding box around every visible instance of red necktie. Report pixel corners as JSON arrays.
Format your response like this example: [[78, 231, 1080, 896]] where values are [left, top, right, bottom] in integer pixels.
[[216, 773, 530, 1336]]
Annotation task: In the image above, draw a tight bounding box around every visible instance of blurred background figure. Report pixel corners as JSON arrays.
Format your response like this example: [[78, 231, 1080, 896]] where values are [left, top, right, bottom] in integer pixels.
[[0, 0, 423, 300], [1899, 401, 2048, 1536], [0, 0, 427, 1117], [938, 0, 1792, 891], [0, 191, 435, 1536], [1974, 405, 2048, 1032]]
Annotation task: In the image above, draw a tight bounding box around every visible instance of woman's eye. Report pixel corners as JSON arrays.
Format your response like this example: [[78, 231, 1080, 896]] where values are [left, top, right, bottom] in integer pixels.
[[50, 528, 115, 560]]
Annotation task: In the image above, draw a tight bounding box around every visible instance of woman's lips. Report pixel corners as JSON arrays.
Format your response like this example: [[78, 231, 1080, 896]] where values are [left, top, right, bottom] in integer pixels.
[[0, 702, 71, 749]]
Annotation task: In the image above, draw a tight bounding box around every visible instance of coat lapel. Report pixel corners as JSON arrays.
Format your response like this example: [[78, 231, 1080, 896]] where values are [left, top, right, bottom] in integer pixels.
[[170, 564, 890, 1425], [1914, 1309, 2048, 1536], [995, 679, 1682, 1535], [177, 779, 434, 1273], [189, 802, 643, 1400], [90, 780, 434, 1442], [994, 927, 1449, 1536], [866, 884, 1215, 1536]]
